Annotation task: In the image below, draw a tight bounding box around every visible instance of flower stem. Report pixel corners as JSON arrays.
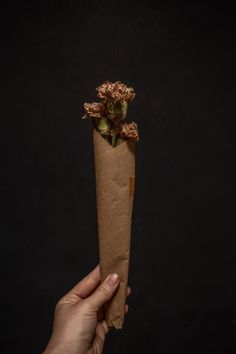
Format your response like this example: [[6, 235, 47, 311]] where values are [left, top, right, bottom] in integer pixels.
[[112, 133, 116, 147]]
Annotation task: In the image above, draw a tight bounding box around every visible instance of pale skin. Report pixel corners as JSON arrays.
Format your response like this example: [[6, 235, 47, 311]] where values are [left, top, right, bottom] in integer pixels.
[[43, 265, 131, 354]]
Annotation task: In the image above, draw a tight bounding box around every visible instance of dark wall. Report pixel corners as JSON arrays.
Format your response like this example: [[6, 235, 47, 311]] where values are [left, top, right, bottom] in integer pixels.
[[1, 1, 236, 353]]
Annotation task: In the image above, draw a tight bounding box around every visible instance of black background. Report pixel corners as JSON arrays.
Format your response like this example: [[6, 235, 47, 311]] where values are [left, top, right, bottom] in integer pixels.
[[1, 1, 236, 353]]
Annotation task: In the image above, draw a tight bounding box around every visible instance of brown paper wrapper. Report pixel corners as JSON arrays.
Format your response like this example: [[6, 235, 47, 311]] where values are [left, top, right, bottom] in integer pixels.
[[93, 127, 135, 329]]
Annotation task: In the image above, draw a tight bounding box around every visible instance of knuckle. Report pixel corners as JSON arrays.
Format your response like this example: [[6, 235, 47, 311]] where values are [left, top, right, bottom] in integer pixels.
[[98, 285, 111, 298], [55, 299, 64, 311], [56, 297, 68, 307], [55, 295, 77, 309]]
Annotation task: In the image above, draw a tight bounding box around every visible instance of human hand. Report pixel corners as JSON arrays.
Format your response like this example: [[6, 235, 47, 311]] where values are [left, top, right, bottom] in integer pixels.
[[43, 265, 131, 354]]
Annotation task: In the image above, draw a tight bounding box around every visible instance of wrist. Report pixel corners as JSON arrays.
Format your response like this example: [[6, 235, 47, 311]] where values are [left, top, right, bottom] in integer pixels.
[[42, 342, 66, 354], [43, 341, 84, 354]]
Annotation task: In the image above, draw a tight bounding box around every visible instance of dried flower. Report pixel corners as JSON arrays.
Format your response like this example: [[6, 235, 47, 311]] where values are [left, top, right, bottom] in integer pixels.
[[96, 81, 135, 103], [82, 81, 139, 147], [119, 122, 139, 142], [82, 102, 106, 119]]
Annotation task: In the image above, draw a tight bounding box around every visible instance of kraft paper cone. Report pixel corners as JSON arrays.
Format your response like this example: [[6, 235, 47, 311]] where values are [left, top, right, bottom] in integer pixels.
[[93, 127, 135, 329]]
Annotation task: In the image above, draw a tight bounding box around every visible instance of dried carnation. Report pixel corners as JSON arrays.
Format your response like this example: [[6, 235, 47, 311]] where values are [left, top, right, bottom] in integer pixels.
[[82, 102, 106, 119], [96, 81, 135, 103], [119, 121, 139, 141]]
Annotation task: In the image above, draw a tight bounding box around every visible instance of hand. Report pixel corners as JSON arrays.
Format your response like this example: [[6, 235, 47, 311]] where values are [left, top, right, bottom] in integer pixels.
[[43, 265, 131, 354]]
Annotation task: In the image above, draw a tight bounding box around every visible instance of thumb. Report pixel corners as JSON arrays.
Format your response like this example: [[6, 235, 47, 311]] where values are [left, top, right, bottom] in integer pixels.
[[85, 273, 120, 311]]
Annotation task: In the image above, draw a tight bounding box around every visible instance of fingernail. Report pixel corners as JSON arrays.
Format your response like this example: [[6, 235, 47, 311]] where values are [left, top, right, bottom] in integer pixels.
[[107, 273, 119, 286]]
